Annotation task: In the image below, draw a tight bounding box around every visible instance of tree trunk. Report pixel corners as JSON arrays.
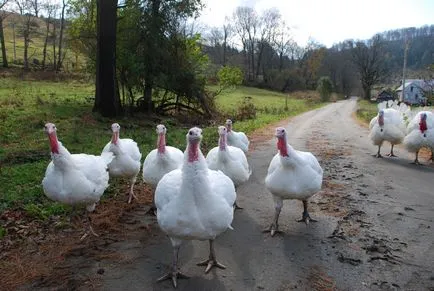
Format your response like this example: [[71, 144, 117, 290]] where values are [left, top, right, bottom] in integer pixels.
[[93, 0, 121, 117], [42, 19, 50, 70], [0, 17, 8, 68], [363, 85, 371, 100], [56, 0, 66, 72], [23, 34, 29, 70], [52, 21, 57, 70]]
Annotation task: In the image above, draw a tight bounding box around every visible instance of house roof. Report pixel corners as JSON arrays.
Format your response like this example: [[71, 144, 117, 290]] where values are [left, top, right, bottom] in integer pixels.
[[396, 79, 425, 91]]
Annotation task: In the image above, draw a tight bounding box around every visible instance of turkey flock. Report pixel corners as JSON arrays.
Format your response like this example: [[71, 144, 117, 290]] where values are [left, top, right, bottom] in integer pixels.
[[40, 100, 433, 287], [368, 100, 434, 164]]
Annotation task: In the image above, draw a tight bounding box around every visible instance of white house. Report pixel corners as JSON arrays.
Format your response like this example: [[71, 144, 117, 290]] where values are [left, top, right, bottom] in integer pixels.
[[396, 79, 432, 105]]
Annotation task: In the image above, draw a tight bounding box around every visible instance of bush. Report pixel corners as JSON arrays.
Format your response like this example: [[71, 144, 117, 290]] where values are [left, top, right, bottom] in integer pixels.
[[317, 76, 333, 102], [236, 96, 256, 121], [217, 66, 243, 90]]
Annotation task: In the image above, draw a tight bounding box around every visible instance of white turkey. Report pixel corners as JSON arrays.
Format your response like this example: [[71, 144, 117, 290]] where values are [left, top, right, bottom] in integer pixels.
[[403, 111, 434, 164], [264, 127, 323, 236], [142, 124, 184, 213], [225, 119, 249, 153], [368, 101, 409, 158], [102, 123, 142, 203], [42, 123, 114, 239], [206, 125, 251, 209], [155, 127, 236, 287]]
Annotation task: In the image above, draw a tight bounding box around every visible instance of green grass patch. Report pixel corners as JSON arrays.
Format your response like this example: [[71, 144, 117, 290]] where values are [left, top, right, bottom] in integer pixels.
[[356, 99, 378, 124], [1, 80, 324, 218]]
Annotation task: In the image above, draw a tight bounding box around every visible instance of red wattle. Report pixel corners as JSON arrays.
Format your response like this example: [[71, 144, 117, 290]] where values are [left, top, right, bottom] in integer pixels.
[[419, 120, 427, 133], [188, 142, 199, 162], [277, 138, 288, 157], [49, 134, 59, 154]]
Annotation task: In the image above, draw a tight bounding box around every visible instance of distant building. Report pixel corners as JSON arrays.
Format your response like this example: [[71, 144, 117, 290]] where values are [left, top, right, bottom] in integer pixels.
[[375, 90, 396, 103], [396, 79, 433, 105]]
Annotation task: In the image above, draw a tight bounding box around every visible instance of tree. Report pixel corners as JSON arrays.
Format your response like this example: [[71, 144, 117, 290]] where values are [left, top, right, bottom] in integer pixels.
[[15, 0, 38, 70], [317, 76, 333, 102], [255, 8, 280, 78], [0, 0, 9, 68], [55, 0, 66, 71], [94, 0, 121, 117], [232, 6, 258, 80], [41, 0, 57, 69], [351, 35, 388, 100]]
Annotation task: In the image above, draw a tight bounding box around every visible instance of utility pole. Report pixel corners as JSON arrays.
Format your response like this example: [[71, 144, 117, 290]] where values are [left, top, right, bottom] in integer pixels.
[[400, 37, 409, 102]]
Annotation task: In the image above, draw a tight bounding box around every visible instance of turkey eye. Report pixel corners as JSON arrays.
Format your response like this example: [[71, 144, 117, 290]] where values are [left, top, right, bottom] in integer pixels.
[[189, 131, 193, 135]]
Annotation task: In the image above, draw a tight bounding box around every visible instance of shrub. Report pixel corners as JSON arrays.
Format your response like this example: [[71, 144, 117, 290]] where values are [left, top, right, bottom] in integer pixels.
[[317, 76, 333, 102], [236, 96, 256, 121]]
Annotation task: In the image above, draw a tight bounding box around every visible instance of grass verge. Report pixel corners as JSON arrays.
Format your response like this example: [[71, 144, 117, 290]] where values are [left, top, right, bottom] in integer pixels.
[[0, 79, 324, 218]]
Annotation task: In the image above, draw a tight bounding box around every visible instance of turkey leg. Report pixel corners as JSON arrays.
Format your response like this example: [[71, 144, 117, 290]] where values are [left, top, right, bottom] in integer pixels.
[[375, 145, 383, 158], [297, 200, 317, 225], [157, 245, 189, 288], [386, 144, 397, 157], [411, 150, 421, 165], [197, 240, 227, 273], [128, 175, 138, 204], [263, 199, 283, 236]]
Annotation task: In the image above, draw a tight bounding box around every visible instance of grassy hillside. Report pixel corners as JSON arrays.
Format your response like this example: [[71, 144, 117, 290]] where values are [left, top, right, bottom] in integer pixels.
[[0, 12, 85, 70], [0, 79, 324, 218]]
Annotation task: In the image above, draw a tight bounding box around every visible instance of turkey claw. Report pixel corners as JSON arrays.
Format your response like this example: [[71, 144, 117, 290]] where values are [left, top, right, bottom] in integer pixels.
[[374, 153, 383, 158], [386, 153, 397, 157], [233, 201, 243, 210], [297, 212, 317, 225], [157, 270, 189, 288], [197, 259, 226, 273], [128, 192, 138, 204], [263, 224, 282, 237]]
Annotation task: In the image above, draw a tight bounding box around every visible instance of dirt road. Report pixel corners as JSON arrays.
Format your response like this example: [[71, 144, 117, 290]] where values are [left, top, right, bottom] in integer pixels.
[[25, 98, 434, 290]]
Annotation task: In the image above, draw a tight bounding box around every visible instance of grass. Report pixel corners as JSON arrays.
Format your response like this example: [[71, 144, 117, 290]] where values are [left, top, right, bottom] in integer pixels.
[[355, 99, 377, 124], [0, 79, 324, 219], [1, 12, 86, 71]]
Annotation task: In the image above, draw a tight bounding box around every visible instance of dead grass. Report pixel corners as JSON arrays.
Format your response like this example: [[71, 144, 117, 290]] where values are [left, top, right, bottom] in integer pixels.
[[307, 265, 337, 291], [0, 182, 154, 290]]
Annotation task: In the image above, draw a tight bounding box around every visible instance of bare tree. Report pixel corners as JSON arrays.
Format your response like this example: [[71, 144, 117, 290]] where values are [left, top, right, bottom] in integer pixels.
[[233, 6, 258, 80], [15, 0, 37, 70], [0, 0, 9, 67], [222, 17, 232, 66], [42, 0, 57, 69], [351, 35, 388, 99], [56, 0, 66, 71], [272, 20, 293, 71], [30, 0, 39, 17], [255, 8, 280, 77]]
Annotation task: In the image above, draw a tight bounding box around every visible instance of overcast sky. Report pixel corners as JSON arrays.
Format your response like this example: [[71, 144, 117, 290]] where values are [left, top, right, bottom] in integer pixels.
[[198, 0, 434, 47]]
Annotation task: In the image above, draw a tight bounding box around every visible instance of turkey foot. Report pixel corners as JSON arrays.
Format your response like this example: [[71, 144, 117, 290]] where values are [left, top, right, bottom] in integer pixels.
[[157, 270, 189, 288], [297, 200, 317, 225], [386, 145, 397, 157], [297, 211, 317, 225], [233, 201, 243, 210], [80, 214, 99, 240], [262, 223, 283, 237], [197, 240, 226, 273], [127, 192, 138, 204], [374, 153, 383, 158], [158, 245, 189, 288]]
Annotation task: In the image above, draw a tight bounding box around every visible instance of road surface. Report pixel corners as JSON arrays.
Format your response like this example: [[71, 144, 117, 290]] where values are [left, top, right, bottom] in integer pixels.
[[27, 98, 434, 290]]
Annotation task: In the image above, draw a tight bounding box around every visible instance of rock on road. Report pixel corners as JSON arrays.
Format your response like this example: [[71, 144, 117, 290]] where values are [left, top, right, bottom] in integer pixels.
[[28, 98, 434, 291]]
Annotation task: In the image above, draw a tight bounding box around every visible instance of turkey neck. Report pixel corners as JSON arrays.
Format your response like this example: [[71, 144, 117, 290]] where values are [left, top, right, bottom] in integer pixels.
[[111, 131, 119, 145], [378, 115, 384, 127], [48, 132, 59, 154], [187, 141, 200, 163], [157, 133, 166, 154], [277, 136, 288, 157], [219, 134, 227, 151], [419, 118, 427, 133]]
